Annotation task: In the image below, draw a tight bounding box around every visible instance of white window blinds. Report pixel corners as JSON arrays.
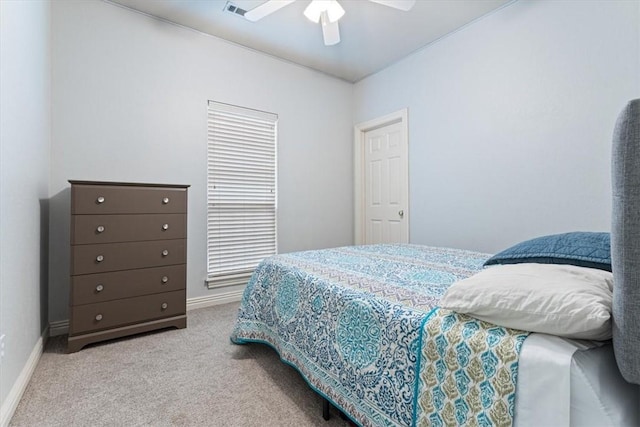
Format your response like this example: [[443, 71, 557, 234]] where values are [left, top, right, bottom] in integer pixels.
[[206, 101, 277, 288]]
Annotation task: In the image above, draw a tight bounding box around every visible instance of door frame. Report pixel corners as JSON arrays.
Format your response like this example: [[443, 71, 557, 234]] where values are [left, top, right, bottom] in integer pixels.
[[354, 108, 409, 245]]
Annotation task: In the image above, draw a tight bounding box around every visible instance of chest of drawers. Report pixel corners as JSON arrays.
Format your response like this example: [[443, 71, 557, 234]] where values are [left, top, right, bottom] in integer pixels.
[[68, 181, 189, 353]]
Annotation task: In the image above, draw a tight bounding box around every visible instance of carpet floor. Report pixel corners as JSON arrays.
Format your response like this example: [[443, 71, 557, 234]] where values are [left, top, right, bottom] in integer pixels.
[[10, 303, 350, 427]]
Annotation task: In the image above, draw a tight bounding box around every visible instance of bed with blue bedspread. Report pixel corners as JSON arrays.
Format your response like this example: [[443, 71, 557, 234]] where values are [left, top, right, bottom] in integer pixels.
[[231, 99, 640, 426], [231, 245, 528, 427]]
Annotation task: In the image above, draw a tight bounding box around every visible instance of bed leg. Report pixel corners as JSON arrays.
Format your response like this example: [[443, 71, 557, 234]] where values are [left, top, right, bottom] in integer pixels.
[[322, 397, 330, 421]]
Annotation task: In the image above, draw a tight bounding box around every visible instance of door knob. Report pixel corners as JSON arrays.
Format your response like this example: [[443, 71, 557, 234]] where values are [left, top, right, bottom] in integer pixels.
[[398, 210, 404, 218]]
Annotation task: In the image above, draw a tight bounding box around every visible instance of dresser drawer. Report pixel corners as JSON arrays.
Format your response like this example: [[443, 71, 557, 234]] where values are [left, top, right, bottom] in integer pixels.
[[70, 290, 186, 335], [71, 239, 186, 275], [71, 264, 186, 305], [72, 184, 187, 214], [71, 214, 186, 244]]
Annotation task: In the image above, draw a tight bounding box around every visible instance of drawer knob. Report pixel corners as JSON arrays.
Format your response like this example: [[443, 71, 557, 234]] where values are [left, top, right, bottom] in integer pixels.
[[162, 223, 169, 231], [162, 249, 169, 257], [95, 314, 103, 321], [161, 276, 169, 284], [96, 255, 104, 262], [161, 302, 168, 310], [96, 225, 105, 233], [96, 284, 104, 292], [162, 197, 170, 204], [97, 196, 105, 204]]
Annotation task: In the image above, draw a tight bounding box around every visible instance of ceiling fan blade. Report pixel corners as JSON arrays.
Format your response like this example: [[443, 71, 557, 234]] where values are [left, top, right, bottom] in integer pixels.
[[367, 0, 416, 11], [320, 12, 340, 46], [244, 0, 296, 22]]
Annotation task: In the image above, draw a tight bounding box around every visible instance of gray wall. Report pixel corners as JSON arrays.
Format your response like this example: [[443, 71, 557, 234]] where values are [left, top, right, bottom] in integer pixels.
[[49, 0, 354, 323], [0, 0, 51, 412], [354, 0, 640, 253]]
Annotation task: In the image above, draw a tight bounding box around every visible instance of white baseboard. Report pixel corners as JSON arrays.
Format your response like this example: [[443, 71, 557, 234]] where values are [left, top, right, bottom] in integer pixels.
[[47, 289, 244, 337], [0, 331, 45, 427], [186, 289, 244, 311]]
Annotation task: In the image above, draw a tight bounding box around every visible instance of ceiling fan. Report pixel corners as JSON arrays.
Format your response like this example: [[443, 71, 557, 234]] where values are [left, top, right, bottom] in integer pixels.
[[244, 0, 416, 46]]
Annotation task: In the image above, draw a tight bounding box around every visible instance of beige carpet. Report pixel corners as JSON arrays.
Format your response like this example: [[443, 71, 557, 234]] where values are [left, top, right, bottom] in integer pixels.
[[10, 303, 350, 426]]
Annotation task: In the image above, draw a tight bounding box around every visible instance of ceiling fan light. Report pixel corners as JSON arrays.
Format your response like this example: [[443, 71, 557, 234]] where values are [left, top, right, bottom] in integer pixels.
[[304, 0, 345, 24]]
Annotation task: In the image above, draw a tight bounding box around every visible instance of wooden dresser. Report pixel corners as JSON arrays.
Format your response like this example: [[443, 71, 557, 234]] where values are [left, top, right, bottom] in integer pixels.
[[68, 181, 189, 353]]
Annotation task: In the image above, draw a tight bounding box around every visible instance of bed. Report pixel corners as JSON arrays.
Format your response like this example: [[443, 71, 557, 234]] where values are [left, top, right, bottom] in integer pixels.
[[231, 98, 640, 426]]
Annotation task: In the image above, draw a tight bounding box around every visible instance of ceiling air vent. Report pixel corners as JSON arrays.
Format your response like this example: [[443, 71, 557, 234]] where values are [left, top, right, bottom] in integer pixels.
[[223, 2, 247, 18]]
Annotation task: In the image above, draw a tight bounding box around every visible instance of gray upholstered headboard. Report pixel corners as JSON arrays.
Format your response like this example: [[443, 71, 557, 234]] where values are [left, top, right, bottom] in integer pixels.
[[611, 98, 640, 385]]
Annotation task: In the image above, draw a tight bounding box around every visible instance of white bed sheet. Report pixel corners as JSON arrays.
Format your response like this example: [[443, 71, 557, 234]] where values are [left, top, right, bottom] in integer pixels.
[[514, 333, 639, 426]]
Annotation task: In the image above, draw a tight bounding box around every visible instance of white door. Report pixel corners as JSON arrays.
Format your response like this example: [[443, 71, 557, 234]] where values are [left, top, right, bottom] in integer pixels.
[[363, 121, 408, 244]]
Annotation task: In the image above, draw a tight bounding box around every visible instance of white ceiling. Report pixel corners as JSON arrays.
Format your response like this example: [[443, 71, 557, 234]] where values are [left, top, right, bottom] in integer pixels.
[[109, 0, 512, 82]]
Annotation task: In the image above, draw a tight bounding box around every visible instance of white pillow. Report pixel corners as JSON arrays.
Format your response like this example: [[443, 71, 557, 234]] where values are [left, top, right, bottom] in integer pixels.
[[439, 263, 613, 340]]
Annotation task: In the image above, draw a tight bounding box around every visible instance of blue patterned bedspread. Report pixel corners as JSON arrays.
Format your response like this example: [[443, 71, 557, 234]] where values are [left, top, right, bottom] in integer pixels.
[[231, 244, 528, 426]]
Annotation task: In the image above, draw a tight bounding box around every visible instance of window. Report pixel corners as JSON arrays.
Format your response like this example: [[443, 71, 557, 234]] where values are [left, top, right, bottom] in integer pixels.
[[206, 101, 277, 289]]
